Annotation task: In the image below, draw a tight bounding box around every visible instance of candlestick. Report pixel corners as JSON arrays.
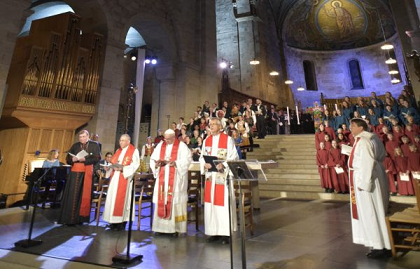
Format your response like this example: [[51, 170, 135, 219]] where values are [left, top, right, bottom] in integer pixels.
[[296, 105, 300, 125], [334, 103, 338, 111], [286, 106, 290, 125]]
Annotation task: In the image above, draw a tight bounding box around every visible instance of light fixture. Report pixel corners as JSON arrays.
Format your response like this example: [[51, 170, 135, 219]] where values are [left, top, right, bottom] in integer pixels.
[[219, 61, 228, 69], [385, 57, 396, 64], [269, 71, 279, 76], [144, 59, 151, 64], [130, 53, 137, 61], [123, 54, 127, 59], [144, 56, 158, 65], [381, 43, 394, 50], [391, 78, 401, 84], [297, 86, 305, 91], [285, 80, 293, 85], [250, 58, 260, 65], [151, 57, 158, 65], [388, 70, 399, 75]]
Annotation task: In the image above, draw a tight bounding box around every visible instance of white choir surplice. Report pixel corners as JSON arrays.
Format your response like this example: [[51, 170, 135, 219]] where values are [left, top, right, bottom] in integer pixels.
[[199, 133, 239, 236], [150, 141, 192, 233], [102, 147, 140, 224], [350, 131, 391, 250]]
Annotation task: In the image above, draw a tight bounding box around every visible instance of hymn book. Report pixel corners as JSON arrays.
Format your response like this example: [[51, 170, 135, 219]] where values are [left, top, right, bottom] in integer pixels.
[[400, 173, 410, 182], [334, 167, 345, 174], [341, 145, 353, 156], [68, 150, 89, 160]]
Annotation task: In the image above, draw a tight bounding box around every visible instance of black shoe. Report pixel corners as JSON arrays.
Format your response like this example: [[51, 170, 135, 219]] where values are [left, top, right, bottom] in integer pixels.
[[206, 236, 220, 243], [221, 236, 230, 245], [366, 249, 391, 259], [172, 232, 179, 237]]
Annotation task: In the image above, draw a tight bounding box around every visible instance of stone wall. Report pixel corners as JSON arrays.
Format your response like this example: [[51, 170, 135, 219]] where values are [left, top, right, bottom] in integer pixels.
[[285, 36, 407, 108]]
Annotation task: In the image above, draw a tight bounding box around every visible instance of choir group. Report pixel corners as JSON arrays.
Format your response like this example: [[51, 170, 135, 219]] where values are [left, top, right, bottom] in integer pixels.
[[315, 89, 420, 196]]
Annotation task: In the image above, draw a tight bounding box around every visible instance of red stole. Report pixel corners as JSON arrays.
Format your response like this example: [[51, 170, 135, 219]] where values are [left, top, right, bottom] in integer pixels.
[[348, 137, 360, 220], [157, 139, 180, 219], [71, 163, 93, 217], [110, 144, 136, 217], [204, 133, 228, 206]]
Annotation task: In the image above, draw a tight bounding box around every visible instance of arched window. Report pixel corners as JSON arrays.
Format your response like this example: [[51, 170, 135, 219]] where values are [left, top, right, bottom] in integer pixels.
[[303, 60, 317, 91], [349, 59, 364, 89]]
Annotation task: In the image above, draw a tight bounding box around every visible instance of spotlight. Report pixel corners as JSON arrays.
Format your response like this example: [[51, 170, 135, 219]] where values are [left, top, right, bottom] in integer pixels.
[[385, 57, 396, 64], [269, 71, 279, 76], [381, 43, 394, 50], [229, 64, 234, 69], [130, 53, 137, 61], [219, 61, 228, 69], [144, 59, 151, 64], [297, 86, 305, 91], [151, 58, 157, 65], [391, 78, 401, 84], [388, 70, 399, 75], [250, 58, 260, 65], [124, 54, 128, 59], [285, 80, 293, 85]]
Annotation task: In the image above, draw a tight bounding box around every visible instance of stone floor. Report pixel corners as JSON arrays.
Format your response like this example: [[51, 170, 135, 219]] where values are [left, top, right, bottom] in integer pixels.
[[0, 199, 419, 269]]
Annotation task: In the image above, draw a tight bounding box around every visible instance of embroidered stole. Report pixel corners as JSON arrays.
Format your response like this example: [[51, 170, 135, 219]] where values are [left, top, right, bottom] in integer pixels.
[[348, 137, 361, 220]]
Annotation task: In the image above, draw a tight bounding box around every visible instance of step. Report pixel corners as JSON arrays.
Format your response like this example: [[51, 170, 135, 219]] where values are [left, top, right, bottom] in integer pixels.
[[265, 168, 319, 174], [260, 184, 323, 192], [259, 190, 350, 201], [265, 173, 320, 180], [277, 164, 318, 169], [277, 159, 316, 165], [261, 179, 320, 186]]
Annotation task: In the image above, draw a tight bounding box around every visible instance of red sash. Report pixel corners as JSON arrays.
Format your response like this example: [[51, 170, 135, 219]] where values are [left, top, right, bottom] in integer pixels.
[[110, 144, 136, 217], [348, 137, 361, 220], [71, 163, 93, 217], [204, 133, 228, 206], [157, 139, 180, 219]]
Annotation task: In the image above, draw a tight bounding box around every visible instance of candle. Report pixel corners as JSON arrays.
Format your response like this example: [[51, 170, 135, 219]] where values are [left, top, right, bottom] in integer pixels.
[[296, 105, 300, 125], [286, 106, 290, 125], [324, 104, 327, 110], [335, 103, 338, 111]]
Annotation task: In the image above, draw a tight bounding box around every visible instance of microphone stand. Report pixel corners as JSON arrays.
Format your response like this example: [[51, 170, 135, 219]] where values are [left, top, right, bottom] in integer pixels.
[[112, 176, 143, 264], [15, 166, 53, 248]]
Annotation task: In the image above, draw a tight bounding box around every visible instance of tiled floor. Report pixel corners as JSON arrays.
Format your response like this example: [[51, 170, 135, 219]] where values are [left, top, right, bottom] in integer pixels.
[[0, 199, 418, 269]]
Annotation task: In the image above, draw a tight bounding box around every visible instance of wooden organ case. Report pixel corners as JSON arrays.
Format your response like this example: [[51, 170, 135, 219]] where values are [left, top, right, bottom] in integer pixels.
[[0, 12, 104, 205]]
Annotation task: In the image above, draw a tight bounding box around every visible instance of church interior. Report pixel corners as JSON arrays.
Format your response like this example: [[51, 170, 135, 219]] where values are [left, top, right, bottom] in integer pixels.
[[0, 0, 419, 268]]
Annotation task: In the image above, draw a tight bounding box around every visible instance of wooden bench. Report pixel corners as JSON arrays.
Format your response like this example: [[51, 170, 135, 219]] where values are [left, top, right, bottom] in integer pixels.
[[386, 178, 420, 257]]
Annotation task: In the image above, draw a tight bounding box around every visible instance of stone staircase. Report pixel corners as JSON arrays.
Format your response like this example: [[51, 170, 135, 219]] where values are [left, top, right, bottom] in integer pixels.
[[247, 135, 415, 204]]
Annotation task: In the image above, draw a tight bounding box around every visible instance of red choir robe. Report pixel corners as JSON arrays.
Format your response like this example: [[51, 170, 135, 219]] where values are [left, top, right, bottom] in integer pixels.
[[380, 133, 389, 144], [343, 130, 351, 141], [394, 155, 415, 196], [328, 148, 348, 192], [324, 141, 332, 151], [412, 124, 420, 133], [408, 151, 420, 179], [404, 129, 419, 143], [325, 127, 336, 140], [385, 140, 400, 160], [348, 133, 355, 146], [375, 124, 386, 136], [383, 156, 397, 194], [316, 149, 332, 189], [393, 130, 404, 143], [315, 131, 326, 150], [368, 124, 375, 133], [401, 143, 411, 157]]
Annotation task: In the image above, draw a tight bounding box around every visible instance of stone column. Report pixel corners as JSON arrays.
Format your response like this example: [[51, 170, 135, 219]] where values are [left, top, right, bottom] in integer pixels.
[[87, 38, 125, 154], [0, 0, 31, 119], [133, 48, 146, 148]]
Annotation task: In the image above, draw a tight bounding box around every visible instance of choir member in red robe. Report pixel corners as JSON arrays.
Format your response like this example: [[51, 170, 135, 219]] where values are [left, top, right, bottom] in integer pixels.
[[404, 125, 418, 143], [348, 133, 355, 146], [317, 142, 333, 192], [407, 116, 420, 133], [328, 140, 348, 193], [324, 121, 336, 140], [337, 133, 348, 146], [415, 135, 420, 148], [407, 144, 420, 181], [392, 125, 404, 143], [342, 124, 351, 141], [365, 118, 375, 133], [400, 136, 411, 157], [394, 147, 415, 196], [375, 118, 386, 136], [324, 134, 332, 150], [385, 133, 400, 160], [379, 126, 390, 143], [383, 153, 397, 195], [315, 124, 327, 150]]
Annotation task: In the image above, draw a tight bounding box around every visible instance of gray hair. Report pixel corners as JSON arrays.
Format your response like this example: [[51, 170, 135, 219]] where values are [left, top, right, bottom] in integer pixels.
[[120, 134, 131, 141], [210, 117, 222, 126]]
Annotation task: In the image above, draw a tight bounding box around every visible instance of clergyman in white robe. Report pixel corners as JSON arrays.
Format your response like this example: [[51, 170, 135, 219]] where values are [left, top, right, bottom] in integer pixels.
[[150, 133, 192, 234], [200, 128, 238, 238], [349, 129, 391, 251], [103, 142, 140, 225]]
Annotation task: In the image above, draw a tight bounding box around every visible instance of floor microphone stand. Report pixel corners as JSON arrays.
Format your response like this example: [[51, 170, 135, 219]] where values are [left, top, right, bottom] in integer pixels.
[[112, 176, 143, 264], [15, 167, 53, 248], [226, 173, 234, 269]]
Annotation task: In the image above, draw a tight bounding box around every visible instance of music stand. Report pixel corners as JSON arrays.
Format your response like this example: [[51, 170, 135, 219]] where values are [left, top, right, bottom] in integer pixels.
[[227, 160, 267, 269]]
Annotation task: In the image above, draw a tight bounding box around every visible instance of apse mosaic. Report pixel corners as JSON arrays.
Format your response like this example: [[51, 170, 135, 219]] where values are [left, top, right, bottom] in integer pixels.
[[283, 0, 395, 50]]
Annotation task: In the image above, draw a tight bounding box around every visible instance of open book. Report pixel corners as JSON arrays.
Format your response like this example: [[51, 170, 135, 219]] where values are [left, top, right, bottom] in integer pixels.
[[100, 163, 123, 169], [68, 150, 89, 160], [341, 145, 353, 156]]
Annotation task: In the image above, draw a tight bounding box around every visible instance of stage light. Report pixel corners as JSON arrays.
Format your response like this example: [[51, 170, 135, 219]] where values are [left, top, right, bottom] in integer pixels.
[[381, 43, 394, 50], [219, 61, 228, 69], [151, 59, 157, 65], [385, 57, 396, 64], [297, 86, 305, 91], [285, 80, 293, 85], [144, 59, 151, 64], [269, 71, 279, 76], [388, 70, 399, 75], [391, 78, 401, 84], [249, 58, 260, 65], [130, 53, 137, 61]]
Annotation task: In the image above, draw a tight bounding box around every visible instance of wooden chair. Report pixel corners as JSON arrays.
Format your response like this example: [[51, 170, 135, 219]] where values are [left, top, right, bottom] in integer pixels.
[[234, 181, 254, 237], [92, 173, 109, 225], [187, 171, 202, 231], [135, 173, 155, 230], [386, 178, 420, 257]]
